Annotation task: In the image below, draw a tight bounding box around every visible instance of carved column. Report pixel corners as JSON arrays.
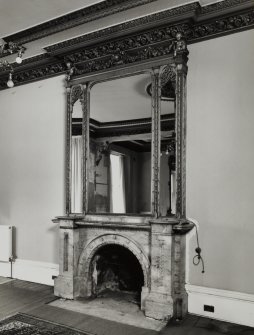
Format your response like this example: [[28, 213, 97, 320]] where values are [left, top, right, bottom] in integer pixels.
[[65, 87, 72, 215], [65, 84, 84, 215], [171, 33, 190, 318], [151, 68, 161, 217], [145, 35, 192, 321], [82, 83, 90, 214], [174, 45, 188, 219]]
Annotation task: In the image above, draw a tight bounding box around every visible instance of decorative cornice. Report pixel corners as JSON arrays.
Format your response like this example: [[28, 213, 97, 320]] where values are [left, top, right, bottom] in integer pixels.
[[45, 3, 199, 54], [190, 9, 254, 41], [0, 61, 66, 90], [4, 0, 158, 45], [45, 3, 254, 55], [72, 114, 174, 137], [200, 0, 254, 14], [0, 3, 254, 90], [3, 0, 252, 48]]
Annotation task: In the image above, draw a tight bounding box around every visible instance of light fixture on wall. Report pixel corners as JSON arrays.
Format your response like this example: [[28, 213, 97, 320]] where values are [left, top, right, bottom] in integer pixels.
[[0, 38, 26, 88]]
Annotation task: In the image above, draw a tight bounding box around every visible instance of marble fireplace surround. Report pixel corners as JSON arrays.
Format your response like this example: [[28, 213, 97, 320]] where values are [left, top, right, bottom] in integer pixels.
[[54, 215, 193, 321]]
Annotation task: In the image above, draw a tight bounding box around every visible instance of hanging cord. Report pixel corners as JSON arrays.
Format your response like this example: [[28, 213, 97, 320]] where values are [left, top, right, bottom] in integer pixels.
[[192, 222, 205, 274]]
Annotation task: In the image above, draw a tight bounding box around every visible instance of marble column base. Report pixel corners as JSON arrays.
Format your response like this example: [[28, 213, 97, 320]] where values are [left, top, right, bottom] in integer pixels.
[[54, 275, 79, 300], [144, 291, 174, 321]]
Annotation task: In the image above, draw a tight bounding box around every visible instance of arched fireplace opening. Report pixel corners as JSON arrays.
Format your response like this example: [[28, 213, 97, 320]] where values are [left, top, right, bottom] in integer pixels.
[[90, 244, 144, 304]]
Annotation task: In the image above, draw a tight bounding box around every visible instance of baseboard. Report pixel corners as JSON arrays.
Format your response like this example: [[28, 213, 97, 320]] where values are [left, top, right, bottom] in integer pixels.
[[186, 284, 254, 328], [0, 261, 12, 278], [0, 259, 59, 286]]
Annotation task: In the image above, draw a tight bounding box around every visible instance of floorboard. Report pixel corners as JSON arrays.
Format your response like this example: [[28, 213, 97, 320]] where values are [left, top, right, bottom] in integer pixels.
[[0, 279, 254, 335]]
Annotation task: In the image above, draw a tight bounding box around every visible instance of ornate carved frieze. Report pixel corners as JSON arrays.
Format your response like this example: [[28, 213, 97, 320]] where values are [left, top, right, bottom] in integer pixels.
[[189, 9, 254, 41], [0, 61, 66, 90], [45, 4, 198, 54], [62, 20, 184, 66], [0, 3, 253, 90]]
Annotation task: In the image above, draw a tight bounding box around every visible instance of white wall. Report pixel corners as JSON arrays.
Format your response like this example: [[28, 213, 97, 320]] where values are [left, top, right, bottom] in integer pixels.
[[0, 76, 66, 265], [186, 29, 254, 294]]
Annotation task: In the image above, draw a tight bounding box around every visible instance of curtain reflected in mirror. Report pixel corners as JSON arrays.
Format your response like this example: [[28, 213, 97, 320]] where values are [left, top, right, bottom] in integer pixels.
[[88, 73, 152, 214], [110, 153, 126, 213], [71, 100, 83, 213]]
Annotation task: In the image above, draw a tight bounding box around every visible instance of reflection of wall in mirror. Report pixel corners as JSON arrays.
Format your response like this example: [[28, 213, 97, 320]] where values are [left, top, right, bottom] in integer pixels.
[[136, 152, 151, 214], [88, 141, 110, 213]]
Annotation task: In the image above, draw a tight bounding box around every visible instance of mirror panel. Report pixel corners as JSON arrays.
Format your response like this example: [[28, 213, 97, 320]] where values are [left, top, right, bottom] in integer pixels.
[[88, 73, 152, 214], [71, 99, 83, 213]]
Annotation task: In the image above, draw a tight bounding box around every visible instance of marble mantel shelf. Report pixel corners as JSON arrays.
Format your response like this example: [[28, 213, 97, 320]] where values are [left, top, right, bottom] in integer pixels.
[[52, 214, 181, 226]]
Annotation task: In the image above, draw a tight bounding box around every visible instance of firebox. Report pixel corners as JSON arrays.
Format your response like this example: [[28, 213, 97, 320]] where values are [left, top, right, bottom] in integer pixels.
[[90, 244, 144, 302]]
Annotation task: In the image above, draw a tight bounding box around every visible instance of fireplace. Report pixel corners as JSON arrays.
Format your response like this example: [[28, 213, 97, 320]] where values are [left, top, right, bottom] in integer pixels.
[[90, 244, 144, 302], [54, 216, 193, 321], [53, 32, 194, 321]]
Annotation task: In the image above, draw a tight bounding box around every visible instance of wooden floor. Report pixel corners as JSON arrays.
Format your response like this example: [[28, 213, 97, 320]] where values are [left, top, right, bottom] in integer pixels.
[[0, 279, 254, 335], [0, 279, 55, 320]]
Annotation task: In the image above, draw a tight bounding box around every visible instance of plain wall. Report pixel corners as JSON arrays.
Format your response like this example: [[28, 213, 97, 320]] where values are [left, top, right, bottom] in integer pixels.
[[186, 29, 254, 294], [0, 76, 66, 264]]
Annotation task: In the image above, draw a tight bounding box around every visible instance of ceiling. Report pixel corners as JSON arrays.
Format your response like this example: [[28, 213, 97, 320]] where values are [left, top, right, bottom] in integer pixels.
[[0, 0, 103, 37], [73, 73, 174, 123], [0, 0, 219, 37]]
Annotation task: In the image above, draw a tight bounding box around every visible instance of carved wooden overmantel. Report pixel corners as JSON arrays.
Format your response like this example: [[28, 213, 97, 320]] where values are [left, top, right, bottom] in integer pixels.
[[53, 28, 195, 321]]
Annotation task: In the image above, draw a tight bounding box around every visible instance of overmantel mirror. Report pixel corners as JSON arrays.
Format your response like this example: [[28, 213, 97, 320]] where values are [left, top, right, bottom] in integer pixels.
[[65, 33, 188, 220]]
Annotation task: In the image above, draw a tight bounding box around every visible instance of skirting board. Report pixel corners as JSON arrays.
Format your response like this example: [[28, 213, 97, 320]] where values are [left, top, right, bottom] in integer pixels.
[[186, 284, 254, 328], [0, 259, 59, 286]]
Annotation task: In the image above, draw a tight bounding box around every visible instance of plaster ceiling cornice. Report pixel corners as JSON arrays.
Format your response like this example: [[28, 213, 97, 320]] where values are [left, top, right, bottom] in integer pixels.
[[3, 0, 158, 46], [2, 0, 254, 48], [0, 0, 254, 90]]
